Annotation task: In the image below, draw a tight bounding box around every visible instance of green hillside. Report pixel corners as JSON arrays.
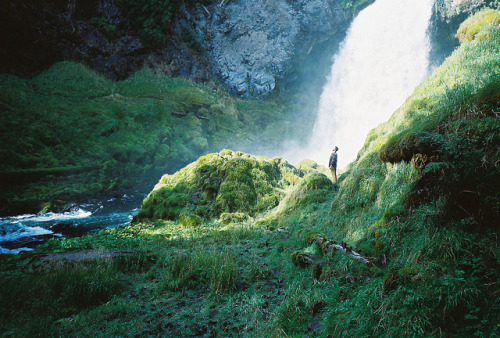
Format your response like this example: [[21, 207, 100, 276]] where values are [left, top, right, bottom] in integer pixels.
[[0, 10, 499, 337], [0, 63, 299, 214]]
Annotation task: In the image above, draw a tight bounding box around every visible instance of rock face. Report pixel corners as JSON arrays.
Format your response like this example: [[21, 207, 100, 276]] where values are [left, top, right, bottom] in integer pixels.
[[0, 0, 353, 96], [1, 0, 496, 96], [175, 0, 352, 96]]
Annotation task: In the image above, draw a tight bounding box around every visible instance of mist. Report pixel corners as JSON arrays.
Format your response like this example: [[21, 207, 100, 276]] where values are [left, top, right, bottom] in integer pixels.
[[284, 0, 435, 169]]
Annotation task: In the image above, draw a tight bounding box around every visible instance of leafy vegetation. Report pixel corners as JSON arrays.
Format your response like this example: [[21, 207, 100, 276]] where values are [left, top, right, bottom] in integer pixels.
[[118, 0, 211, 44], [0, 10, 499, 338], [0, 62, 297, 214]]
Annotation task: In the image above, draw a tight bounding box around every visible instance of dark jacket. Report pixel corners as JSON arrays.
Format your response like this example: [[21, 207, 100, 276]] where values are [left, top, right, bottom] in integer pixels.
[[329, 152, 337, 169]]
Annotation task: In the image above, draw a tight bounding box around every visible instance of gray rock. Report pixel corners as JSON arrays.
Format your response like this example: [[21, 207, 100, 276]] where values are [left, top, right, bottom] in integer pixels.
[[174, 0, 351, 97]]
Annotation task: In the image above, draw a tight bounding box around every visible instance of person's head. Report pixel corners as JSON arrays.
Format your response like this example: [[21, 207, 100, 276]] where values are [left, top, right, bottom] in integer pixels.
[[333, 146, 338, 152]]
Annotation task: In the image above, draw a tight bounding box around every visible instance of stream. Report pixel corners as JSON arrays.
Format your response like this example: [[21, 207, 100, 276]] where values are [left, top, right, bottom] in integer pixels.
[[0, 192, 146, 254]]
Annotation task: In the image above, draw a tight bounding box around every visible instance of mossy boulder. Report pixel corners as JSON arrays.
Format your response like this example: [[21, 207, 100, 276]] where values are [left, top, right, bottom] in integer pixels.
[[134, 150, 305, 222]]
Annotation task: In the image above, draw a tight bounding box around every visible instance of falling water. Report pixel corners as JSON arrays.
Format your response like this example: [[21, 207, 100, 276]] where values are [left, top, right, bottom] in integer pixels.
[[292, 0, 434, 169]]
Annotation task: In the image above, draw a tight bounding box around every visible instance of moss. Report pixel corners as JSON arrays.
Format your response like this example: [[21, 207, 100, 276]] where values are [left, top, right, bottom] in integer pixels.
[[457, 9, 500, 43], [135, 150, 303, 222], [178, 213, 203, 227], [0, 63, 303, 213], [219, 212, 249, 224]]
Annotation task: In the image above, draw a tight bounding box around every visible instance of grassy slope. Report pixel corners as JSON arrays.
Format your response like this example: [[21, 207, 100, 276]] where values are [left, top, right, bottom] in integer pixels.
[[0, 63, 297, 213], [1, 13, 499, 337]]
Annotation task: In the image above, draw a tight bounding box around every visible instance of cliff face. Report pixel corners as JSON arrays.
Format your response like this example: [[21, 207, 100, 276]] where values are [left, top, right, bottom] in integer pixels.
[[174, 0, 352, 96], [0, 0, 356, 97]]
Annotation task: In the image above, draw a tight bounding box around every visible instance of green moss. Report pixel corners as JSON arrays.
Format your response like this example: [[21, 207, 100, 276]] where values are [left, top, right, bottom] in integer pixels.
[[457, 9, 500, 43], [134, 150, 303, 222], [219, 212, 249, 224], [178, 213, 203, 227]]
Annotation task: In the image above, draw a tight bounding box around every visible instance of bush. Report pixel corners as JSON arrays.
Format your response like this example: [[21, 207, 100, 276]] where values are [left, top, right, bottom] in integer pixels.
[[178, 213, 203, 227]]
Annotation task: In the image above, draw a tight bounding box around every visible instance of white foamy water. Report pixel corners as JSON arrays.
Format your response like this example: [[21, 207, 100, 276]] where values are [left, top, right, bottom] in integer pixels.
[[0, 208, 91, 254], [288, 0, 434, 169], [0, 194, 144, 254], [17, 208, 92, 223], [0, 225, 54, 242]]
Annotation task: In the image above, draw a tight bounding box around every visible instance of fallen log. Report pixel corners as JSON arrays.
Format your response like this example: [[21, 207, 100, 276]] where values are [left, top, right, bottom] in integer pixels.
[[40, 250, 133, 264], [312, 236, 375, 266], [195, 114, 210, 121]]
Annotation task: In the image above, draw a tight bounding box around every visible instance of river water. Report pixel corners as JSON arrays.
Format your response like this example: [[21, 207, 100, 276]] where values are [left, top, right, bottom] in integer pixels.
[[0, 193, 145, 254]]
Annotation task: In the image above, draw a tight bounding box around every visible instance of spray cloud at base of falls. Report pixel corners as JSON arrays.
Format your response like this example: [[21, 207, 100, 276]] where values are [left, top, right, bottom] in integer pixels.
[[286, 0, 435, 169]]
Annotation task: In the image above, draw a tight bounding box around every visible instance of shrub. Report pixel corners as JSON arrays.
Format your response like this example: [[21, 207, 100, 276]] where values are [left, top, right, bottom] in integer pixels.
[[220, 212, 249, 224], [90, 16, 117, 38], [118, 0, 212, 44]]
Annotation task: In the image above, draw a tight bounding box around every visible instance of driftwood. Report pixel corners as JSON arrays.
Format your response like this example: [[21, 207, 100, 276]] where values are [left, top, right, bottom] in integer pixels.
[[311, 236, 375, 266], [292, 252, 321, 268], [40, 250, 133, 264]]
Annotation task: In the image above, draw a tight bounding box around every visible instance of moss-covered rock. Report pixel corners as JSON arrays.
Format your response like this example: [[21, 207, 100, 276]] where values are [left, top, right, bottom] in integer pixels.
[[133, 150, 305, 222]]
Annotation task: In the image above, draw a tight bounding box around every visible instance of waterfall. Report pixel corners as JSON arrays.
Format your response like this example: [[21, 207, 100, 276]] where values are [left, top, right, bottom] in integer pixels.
[[290, 0, 434, 169]]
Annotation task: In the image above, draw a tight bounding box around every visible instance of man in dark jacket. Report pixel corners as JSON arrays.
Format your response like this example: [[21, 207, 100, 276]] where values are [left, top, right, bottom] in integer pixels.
[[329, 146, 338, 185]]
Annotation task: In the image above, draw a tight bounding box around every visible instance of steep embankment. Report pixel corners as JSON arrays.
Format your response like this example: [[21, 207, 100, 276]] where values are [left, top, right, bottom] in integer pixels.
[[0, 62, 297, 215]]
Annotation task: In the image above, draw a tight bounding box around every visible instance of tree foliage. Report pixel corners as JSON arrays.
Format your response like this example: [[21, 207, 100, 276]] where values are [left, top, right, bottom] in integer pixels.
[[118, 0, 211, 44]]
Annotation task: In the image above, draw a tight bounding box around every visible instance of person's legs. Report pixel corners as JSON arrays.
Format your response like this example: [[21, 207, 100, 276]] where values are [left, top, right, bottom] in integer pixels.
[[330, 168, 337, 185]]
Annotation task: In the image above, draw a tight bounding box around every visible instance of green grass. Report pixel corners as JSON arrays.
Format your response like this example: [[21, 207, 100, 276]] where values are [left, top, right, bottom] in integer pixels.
[[0, 62, 301, 213], [0, 12, 499, 337]]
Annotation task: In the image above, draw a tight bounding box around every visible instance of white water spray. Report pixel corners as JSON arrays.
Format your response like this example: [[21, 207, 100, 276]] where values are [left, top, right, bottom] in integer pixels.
[[289, 0, 434, 169]]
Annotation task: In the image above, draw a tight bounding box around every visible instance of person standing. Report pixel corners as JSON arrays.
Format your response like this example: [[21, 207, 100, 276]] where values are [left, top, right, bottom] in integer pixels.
[[329, 146, 338, 185]]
